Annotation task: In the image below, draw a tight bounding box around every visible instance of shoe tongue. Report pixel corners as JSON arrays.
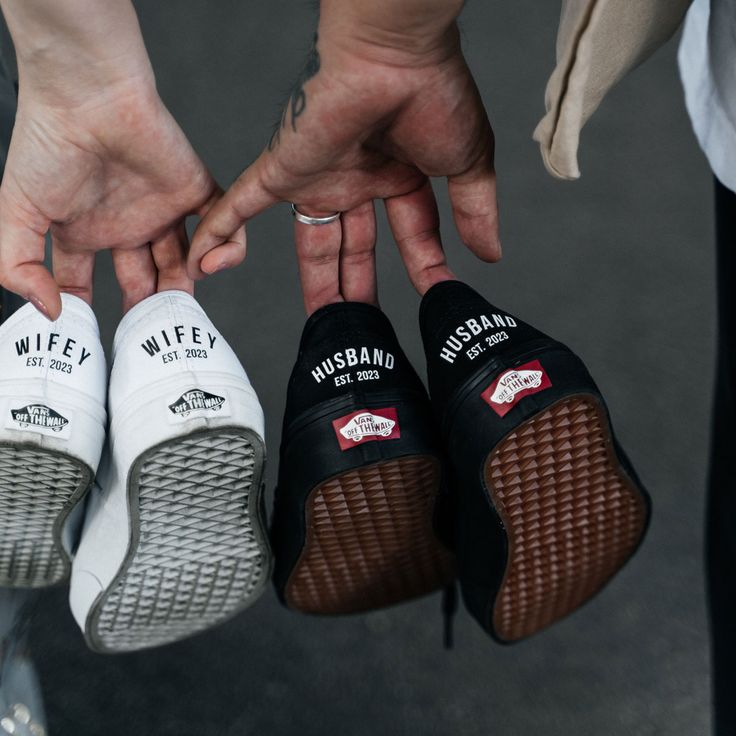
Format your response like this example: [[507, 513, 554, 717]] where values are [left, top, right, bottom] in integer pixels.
[[419, 280, 548, 412], [284, 302, 426, 425]]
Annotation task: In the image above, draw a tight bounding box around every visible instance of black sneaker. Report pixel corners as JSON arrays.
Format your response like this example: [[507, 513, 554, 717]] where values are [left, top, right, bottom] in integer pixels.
[[419, 280, 650, 643], [272, 302, 454, 614]]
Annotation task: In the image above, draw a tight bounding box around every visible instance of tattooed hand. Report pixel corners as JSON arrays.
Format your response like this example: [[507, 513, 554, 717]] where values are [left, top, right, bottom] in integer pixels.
[[190, 1, 499, 315]]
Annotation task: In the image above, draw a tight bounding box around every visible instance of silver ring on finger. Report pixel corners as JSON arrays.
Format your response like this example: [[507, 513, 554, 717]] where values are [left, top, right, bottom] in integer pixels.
[[291, 203, 341, 226]]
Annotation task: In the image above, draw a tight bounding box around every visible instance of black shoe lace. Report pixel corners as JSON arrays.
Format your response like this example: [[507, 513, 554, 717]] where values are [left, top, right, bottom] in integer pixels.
[[442, 583, 457, 649]]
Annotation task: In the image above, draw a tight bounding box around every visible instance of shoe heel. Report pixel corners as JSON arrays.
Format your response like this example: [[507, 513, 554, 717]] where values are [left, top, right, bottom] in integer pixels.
[[448, 347, 650, 642], [0, 387, 103, 588], [85, 426, 270, 653], [274, 393, 455, 614]]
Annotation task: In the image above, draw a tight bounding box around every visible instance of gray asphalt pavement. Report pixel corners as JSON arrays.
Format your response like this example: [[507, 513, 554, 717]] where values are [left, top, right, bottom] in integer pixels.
[[28, 2, 714, 734]]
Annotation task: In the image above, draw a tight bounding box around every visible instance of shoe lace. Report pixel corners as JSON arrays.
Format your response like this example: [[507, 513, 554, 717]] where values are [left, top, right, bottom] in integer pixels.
[[442, 582, 457, 649]]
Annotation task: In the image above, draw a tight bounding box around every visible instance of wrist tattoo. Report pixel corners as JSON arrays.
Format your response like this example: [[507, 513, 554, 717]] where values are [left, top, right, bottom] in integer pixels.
[[269, 33, 320, 150]]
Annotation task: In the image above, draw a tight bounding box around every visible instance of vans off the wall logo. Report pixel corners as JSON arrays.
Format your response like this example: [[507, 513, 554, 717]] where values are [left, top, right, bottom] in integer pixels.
[[481, 360, 552, 417], [492, 369, 543, 403], [169, 389, 225, 417], [11, 404, 69, 432], [332, 408, 400, 451]]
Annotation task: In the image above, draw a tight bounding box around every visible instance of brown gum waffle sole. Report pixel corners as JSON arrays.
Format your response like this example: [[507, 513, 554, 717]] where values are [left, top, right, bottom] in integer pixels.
[[285, 455, 455, 614], [486, 395, 648, 642]]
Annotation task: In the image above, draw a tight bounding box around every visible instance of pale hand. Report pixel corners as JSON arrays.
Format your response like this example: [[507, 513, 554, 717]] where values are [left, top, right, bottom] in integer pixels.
[[0, 82, 228, 319], [190, 30, 500, 315]]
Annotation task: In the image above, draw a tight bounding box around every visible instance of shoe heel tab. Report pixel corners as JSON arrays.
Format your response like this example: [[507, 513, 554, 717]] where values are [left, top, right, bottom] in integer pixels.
[[419, 280, 482, 324], [300, 302, 395, 350], [0, 292, 100, 334], [113, 291, 207, 353], [59, 294, 99, 331], [420, 280, 514, 337]]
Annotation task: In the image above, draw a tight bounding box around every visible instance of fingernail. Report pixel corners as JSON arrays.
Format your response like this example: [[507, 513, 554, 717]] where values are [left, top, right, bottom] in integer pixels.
[[28, 295, 52, 321]]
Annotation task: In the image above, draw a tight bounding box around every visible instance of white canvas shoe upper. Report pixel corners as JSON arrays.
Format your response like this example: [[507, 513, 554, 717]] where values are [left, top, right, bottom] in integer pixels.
[[107, 290, 264, 462], [0, 294, 107, 471], [70, 291, 266, 634]]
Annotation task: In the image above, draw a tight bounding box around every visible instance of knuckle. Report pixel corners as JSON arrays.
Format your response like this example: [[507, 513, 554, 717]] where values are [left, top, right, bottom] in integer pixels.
[[341, 249, 374, 266], [302, 251, 339, 267], [396, 228, 441, 250], [154, 249, 184, 272]]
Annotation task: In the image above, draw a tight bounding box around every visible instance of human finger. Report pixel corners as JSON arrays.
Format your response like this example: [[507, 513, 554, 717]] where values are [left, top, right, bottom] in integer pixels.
[[111, 244, 157, 314], [384, 179, 454, 296], [339, 200, 378, 306]]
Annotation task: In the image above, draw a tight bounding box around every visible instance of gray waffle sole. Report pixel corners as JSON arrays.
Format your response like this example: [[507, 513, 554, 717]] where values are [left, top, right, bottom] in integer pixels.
[[0, 443, 91, 588], [86, 427, 270, 653]]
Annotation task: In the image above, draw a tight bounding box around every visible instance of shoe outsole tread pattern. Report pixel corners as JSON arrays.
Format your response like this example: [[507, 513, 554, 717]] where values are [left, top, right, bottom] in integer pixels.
[[285, 455, 454, 614], [485, 395, 648, 642], [87, 428, 269, 653], [0, 442, 90, 588]]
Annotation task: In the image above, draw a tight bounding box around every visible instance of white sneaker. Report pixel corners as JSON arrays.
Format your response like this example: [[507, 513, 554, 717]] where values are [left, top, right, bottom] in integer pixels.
[[70, 291, 270, 653], [0, 295, 106, 587]]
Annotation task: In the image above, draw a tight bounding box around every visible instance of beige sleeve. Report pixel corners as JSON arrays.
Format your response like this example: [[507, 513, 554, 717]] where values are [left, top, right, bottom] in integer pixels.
[[533, 0, 691, 180]]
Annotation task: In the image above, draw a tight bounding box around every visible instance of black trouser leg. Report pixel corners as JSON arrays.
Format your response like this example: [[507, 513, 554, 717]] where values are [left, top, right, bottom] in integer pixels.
[[709, 178, 736, 735]]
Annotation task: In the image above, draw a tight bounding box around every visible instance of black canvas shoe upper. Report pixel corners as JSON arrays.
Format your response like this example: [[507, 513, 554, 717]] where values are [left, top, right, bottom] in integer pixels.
[[282, 302, 427, 430], [419, 280, 562, 415], [272, 302, 449, 606], [419, 280, 651, 641]]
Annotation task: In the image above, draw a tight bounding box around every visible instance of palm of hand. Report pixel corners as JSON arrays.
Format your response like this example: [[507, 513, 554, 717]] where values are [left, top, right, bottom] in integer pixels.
[[0, 88, 217, 315]]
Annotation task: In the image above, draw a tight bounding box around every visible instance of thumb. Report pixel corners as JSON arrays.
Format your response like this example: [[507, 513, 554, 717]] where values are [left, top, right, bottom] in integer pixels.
[[447, 130, 501, 264], [0, 197, 60, 320]]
